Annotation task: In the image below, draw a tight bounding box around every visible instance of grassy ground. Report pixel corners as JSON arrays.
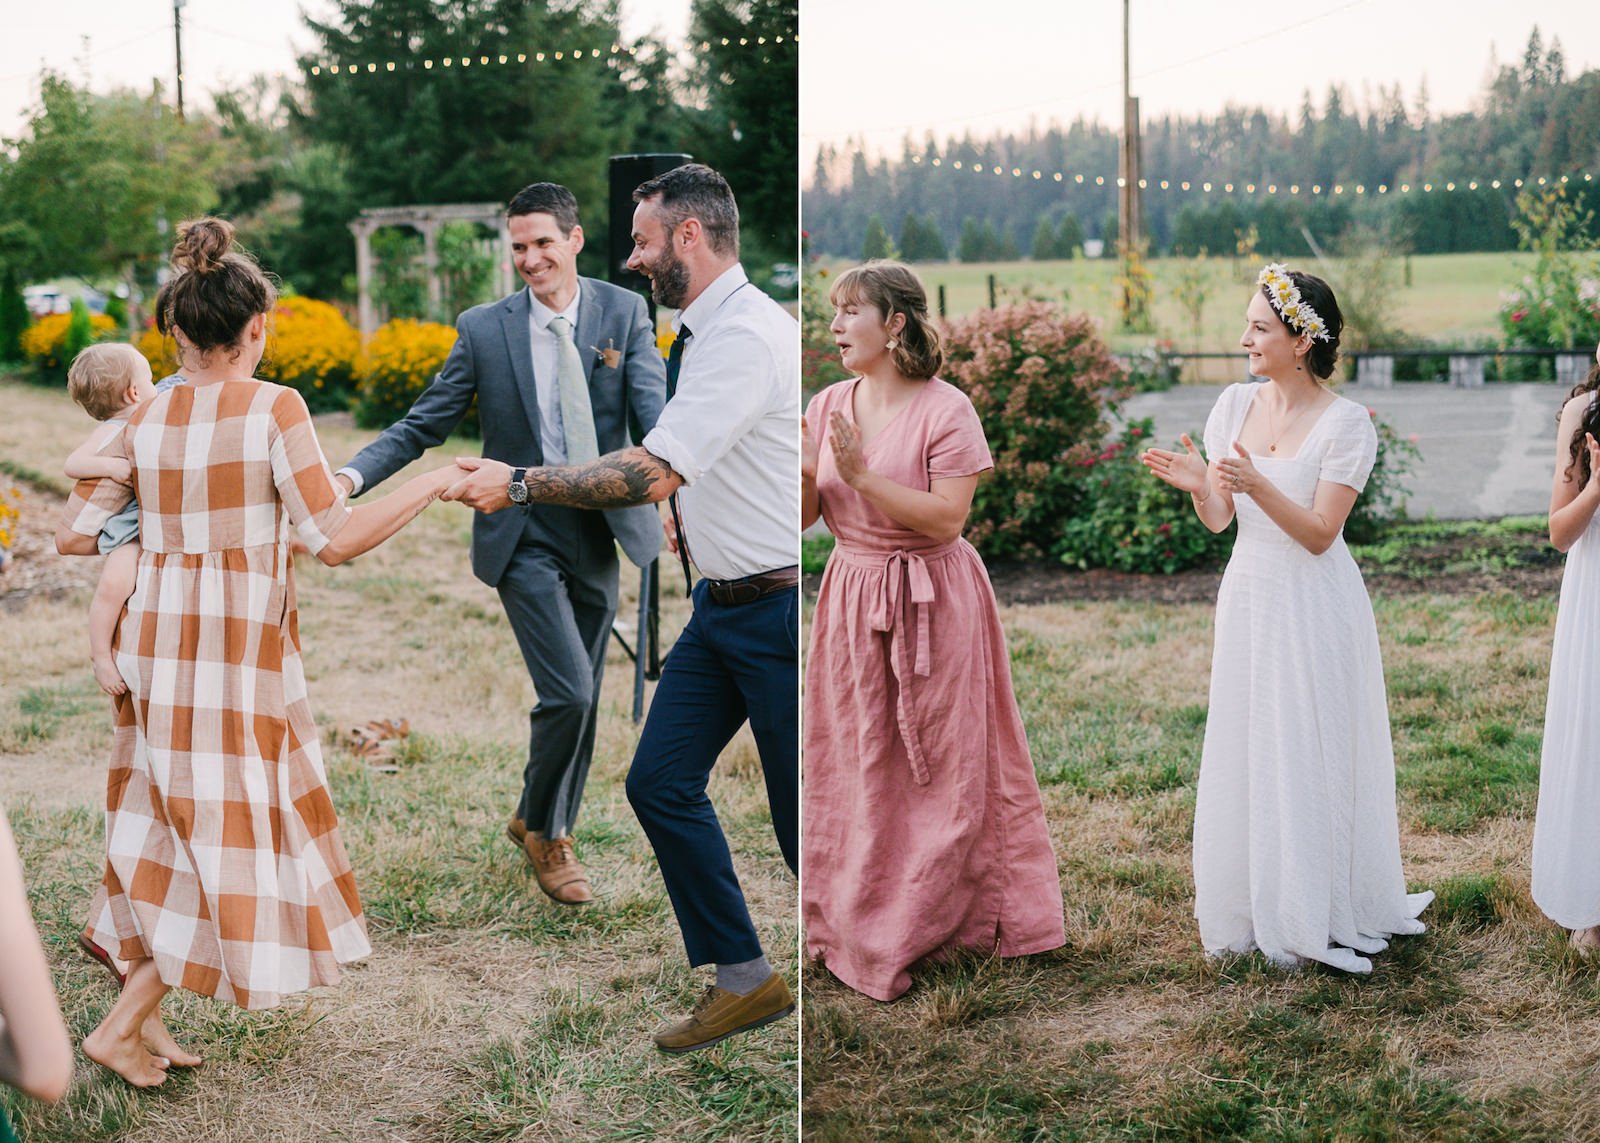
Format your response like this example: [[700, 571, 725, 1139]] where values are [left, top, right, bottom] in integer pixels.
[[0, 377, 797, 1142], [800, 544, 1600, 1140], [836, 252, 1536, 382]]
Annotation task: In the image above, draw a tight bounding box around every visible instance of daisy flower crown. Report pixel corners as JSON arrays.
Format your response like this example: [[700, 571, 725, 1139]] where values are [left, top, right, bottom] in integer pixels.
[[1257, 263, 1332, 343]]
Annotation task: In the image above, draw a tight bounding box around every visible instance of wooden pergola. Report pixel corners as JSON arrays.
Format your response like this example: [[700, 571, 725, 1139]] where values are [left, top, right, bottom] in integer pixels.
[[347, 203, 515, 339]]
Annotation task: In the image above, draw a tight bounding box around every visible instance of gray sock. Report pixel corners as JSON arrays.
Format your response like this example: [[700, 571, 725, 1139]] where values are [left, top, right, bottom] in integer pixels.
[[715, 955, 773, 996]]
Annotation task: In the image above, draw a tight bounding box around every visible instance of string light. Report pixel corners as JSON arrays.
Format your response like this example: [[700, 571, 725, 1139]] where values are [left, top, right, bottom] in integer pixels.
[[307, 31, 795, 78]]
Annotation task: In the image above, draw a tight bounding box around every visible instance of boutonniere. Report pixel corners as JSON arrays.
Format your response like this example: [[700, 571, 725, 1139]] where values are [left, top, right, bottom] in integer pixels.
[[591, 338, 621, 368]]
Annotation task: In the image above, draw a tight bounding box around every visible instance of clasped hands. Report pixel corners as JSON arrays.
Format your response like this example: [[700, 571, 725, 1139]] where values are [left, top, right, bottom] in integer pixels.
[[1139, 436, 1264, 498]]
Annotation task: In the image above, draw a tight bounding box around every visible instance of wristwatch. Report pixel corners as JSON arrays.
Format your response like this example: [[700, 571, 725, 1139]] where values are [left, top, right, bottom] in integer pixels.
[[507, 467, 530, 504]]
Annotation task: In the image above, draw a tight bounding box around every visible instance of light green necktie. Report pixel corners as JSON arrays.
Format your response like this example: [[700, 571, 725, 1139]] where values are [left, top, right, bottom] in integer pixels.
[[547, 315, 598, 464]]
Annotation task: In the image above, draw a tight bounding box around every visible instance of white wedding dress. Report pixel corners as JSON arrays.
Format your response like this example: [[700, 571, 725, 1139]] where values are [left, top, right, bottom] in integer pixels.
[[1193, 383, 1433, 973], [1532, 439, 1600, 928]]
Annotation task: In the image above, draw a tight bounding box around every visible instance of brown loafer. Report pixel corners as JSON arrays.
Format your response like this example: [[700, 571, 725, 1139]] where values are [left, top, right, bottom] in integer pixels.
[[524, 833, 594, 905], [652, 974, 795, 1054]]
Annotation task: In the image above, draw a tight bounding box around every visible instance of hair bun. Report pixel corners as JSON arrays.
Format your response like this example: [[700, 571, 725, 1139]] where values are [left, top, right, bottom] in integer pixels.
[[171, 217, 236, 274]]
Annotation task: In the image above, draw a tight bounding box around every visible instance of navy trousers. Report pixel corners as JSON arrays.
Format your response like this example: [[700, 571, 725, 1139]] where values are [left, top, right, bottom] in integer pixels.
[[626, 580, 799, 967]]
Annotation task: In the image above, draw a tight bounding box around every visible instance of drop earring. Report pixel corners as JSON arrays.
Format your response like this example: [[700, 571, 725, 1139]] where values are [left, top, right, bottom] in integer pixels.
[[886, 337, 899, 350]]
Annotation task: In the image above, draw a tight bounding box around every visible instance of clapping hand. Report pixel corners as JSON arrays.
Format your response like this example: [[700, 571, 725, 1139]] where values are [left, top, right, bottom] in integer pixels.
[[1215, 442, 1263, 497], [1140, 434, 1209, 495], [828, 411, 868, 487], [801, 415, 820, 482]]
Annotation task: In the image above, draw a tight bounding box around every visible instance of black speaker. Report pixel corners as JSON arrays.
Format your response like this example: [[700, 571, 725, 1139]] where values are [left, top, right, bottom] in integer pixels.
[[607, 152, 692, 293]]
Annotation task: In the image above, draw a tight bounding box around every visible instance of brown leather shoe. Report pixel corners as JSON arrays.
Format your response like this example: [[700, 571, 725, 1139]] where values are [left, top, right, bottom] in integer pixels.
[[652, 974, 795, 1054], [506, 815, 527, 848], [524, 833, 594, 905]]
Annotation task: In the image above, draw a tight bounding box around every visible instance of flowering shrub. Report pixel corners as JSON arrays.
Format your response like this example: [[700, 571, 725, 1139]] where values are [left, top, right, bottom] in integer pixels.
[[260, 297, 359, 412], [133, 326, 181, 382], [19, 311, 118, 383], [1058, 419, 1234, 573], [354, 318, 463, 432], [1498, 187, 1600, 379], [801, 235, 846, 403], [1056, 405, 1419, 574], [943, 301, 1130, 561]]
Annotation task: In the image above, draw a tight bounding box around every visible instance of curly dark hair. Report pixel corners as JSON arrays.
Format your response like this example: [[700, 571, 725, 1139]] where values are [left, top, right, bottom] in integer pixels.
[[1561, 361, 1600, 488]]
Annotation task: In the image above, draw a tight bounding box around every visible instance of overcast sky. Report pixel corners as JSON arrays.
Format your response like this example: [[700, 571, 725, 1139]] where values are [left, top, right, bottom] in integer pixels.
[[801, 0, 1600, 169], [1, 0, 694, 138]]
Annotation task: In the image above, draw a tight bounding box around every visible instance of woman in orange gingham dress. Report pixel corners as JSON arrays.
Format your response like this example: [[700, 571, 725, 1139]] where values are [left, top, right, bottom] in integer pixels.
[[57, 219, 458, 1087]]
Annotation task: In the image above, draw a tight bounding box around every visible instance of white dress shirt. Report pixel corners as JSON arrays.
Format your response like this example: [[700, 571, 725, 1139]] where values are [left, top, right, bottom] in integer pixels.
[[642, 263, 799, 580], [527, 284, 582, 466]]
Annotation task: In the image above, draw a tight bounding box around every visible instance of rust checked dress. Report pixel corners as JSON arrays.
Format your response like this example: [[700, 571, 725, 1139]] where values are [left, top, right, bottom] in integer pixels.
[[62, 380, 370, 1010], [802, 377, 1065, 1001]]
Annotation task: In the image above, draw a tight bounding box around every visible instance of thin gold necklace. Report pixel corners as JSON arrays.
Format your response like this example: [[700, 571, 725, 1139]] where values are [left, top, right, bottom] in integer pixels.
[[1265, 395, 1323, 453]]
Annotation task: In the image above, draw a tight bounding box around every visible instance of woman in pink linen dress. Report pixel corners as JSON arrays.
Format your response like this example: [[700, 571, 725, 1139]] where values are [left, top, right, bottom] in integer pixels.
[[801, 260, 1064, 1002]]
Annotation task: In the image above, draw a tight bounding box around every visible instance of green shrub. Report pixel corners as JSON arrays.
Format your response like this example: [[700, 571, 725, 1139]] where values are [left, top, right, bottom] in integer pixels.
[[1058, 418, 1235, 574], [942, 300, 1129, 561], [63, 297, 95, 367]]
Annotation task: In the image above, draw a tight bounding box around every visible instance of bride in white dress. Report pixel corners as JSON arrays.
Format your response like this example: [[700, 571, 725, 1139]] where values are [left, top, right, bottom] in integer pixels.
[[1141, 264, 1432, 972], [1532, 348, 1600, 952]]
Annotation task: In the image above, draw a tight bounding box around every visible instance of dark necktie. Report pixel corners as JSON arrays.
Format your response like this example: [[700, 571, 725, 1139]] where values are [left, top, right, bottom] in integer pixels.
[[664, 326, 693, 594]]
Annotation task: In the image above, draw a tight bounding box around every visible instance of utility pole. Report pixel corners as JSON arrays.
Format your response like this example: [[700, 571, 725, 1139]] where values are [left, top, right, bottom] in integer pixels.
[[1119, 0, 1141, 256], [173, 0, 186, 121]]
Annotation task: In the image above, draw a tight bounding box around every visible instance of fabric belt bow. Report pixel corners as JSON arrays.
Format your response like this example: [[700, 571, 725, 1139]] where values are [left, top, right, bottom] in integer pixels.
[[869, 549, 937, 786]]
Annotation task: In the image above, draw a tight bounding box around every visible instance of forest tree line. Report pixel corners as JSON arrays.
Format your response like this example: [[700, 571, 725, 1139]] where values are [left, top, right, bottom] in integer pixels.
[[806, 29, 1600, 262]]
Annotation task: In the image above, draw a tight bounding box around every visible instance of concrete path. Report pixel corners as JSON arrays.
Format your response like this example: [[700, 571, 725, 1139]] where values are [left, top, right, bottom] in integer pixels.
[[1123, 381, 1572, 520]]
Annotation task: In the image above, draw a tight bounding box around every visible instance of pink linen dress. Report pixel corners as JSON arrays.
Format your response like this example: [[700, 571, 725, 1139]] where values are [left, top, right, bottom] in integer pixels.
[[802, 376, 1065, 1001]]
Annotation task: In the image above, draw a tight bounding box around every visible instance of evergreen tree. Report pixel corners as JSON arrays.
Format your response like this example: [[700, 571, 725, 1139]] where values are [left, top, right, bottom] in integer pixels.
[[1030, 217, 1059, 260], [1057, 213, 1084, 259], [958, 217, 986, 262], [862, 214, 894, 260], [63, 297, 95, 365], [918, 212, 948, 260], [898, 211, 926, 260], [0, 268, 27, 362], [997, 225, 1020, 262]]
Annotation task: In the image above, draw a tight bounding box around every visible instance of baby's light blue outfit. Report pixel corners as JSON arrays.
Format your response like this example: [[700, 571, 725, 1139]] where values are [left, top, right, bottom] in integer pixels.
[[97, 374, 186, 555]]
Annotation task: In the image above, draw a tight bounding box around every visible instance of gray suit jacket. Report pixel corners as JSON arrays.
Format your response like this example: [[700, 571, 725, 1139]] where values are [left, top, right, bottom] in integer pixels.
[[344, 277, 667, 586]]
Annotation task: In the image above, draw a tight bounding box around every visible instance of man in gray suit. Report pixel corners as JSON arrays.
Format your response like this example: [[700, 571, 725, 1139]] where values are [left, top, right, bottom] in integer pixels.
[[335, 182, 666, 905]]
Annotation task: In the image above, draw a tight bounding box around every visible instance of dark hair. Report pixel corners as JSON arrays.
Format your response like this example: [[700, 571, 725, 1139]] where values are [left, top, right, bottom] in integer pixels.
[[1261, 269, 1342, 380], [506, 182, 580, 234], [1562, 360, 1600, 487], [829, 260, 944, 381], [632, 163, 739, 257], [154, 218, 277, 365]]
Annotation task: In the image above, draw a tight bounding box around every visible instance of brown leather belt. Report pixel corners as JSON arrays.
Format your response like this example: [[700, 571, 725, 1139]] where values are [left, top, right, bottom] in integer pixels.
[[705, 565, 800, 605]]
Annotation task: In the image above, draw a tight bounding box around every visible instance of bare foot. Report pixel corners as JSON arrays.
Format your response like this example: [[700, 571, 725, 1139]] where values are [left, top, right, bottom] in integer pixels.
[[141, 1014, 201, 1067], [1572, 927, 1600, 954], [92, 655, 127, 697], [84, 1025, 170, 1087]]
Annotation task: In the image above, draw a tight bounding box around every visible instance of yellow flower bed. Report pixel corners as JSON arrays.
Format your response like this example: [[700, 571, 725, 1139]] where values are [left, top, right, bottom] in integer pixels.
[[354, 318, 461, 431], [20, 312, 118, 368], [260, 297, 359, 410], [133, 327, 181, 381], [0, 485, 19, 552]]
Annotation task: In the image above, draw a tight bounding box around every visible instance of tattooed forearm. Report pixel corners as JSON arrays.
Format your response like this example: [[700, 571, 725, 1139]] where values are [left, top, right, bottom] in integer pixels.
[[524, 446, 683, 508]]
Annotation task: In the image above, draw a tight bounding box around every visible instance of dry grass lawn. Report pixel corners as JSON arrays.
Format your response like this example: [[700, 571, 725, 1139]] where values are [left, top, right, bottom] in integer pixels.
[[0, 377, 797, 1142], [802, 574, 1600, 1139]]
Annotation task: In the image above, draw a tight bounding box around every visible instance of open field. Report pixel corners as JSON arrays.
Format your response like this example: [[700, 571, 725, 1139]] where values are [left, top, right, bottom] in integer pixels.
[[799, 553, 1600, 1139], [821, 252, 1540, 382], [0, 377, 797, 1142]]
